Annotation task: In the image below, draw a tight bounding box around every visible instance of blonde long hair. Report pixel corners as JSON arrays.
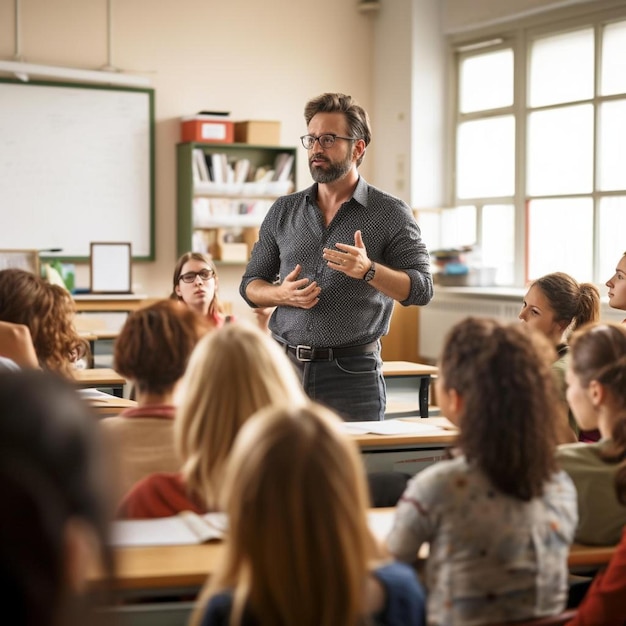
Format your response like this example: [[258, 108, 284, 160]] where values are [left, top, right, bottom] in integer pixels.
[[175, 322, 306, 510], [192, 403, 382, 626]]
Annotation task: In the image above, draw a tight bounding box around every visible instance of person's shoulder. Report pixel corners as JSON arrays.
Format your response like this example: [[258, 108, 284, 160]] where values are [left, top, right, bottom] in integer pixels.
[[372, 562, 426, 626], [200, 591, 234, 626], [404, 454, 469, 496], [117, 471, 187, 519], [557, 441, 602, 464], [373, 561, 423, 590], [361, 180, 411, 209], [0, 355, 20, 372]]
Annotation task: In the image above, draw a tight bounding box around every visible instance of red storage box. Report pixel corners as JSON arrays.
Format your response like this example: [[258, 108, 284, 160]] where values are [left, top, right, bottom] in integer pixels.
[[181, 116, 234, 144]]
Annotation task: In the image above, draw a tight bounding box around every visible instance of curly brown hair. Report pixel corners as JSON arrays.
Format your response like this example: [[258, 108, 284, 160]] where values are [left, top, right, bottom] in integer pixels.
[[439, 317, 560, 501], [0, 269, 87, 377], [114, 299, 206, 395]]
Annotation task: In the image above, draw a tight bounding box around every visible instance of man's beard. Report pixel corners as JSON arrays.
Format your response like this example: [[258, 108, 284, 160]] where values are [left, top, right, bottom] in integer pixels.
[[309, 152, 352, 184]]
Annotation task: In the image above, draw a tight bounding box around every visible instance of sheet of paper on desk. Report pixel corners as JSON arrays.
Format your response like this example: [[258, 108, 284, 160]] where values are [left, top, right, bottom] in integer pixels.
[[367, 510, 395, 542], [109, 511, 228, 547], [77, 388, 116, 400], [341, 420, 445, 436]]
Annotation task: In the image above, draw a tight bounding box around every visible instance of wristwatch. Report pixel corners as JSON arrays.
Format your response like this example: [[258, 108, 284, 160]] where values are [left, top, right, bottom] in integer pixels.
[[363, 261, 376, 282]]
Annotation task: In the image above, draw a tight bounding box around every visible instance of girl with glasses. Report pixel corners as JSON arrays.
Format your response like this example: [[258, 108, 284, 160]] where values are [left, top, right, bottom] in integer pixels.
[[171, 252, 230, 330]]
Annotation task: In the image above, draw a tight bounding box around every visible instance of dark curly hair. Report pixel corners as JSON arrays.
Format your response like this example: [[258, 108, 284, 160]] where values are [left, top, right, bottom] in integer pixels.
[[439, 317, 560, 501]]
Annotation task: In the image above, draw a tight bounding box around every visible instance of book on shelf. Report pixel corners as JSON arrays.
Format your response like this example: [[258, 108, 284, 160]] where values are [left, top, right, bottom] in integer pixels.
[[192, 149, 210, 182], [110, 510, 228, 547], [234, 158, 251, 184], [273, 153, 294, 182]]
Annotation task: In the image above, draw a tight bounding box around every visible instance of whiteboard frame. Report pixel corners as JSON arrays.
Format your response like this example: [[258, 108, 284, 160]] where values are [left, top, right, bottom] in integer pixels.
[[90, 242, 132, 294], [0, 78, 155, 262]]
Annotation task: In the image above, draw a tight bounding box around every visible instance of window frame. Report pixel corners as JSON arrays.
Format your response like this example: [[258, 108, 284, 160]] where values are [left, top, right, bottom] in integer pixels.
[[447, 1, 626, 287]]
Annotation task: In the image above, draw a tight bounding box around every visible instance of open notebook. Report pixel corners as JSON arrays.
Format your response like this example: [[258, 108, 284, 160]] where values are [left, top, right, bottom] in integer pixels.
[[110, 510, 396, 548]]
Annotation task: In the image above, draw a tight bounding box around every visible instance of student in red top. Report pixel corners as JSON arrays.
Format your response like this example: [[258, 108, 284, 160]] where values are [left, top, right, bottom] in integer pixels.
[[117, 321, 307, 519], [101, 299, 207, 499], [568, 467, 626, 625]]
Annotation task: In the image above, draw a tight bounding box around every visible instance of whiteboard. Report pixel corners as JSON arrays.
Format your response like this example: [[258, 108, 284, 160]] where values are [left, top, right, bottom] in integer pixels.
[[0, 80, 154, 260]]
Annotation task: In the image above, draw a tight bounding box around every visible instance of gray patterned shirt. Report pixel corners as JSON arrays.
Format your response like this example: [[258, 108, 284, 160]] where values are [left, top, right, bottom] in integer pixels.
[[240, 177, 433, 347]]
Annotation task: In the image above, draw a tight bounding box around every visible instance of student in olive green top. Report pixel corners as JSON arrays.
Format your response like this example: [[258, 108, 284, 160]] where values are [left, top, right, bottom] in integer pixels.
[[519, 272, 600, 443], [557, 323, 626, 546]]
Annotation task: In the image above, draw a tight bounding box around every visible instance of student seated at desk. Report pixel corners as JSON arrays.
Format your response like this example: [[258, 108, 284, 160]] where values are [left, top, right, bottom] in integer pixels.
[[117, 322, 306, 518], [557, 323, 626, 546], [0, 268, 88, 378], [387, 317, 578, 626], [191, 402, 426, 626], [0, 370, 113, 626], [519, 271, 600, 443], [0, 320, 38, 371], [100, 299, 207, 498]]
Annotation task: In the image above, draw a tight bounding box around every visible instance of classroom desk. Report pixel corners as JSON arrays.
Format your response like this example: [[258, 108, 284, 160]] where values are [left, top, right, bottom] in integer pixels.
[[89, 395, 137, 418], [354, 417, 456, 474], [94, 520, 616, 596], [73, 368, 127, 397], [73, 294, 158, 313], [382, 360, 438, 418]]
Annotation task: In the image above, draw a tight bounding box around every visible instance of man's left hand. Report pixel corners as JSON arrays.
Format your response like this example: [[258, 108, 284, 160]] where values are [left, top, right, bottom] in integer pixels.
[[322, 230, 372, 279]]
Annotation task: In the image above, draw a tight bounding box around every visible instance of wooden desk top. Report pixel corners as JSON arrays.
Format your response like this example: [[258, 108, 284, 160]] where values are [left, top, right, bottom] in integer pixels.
[[353, 417, 457, 447], [79, 330, 120, 341], [382, 361, 438, 377], [72, 368, 126, 387], [97, 520, 616, 592], [73, 296, 159, 313], [89, 396, 137, 417]]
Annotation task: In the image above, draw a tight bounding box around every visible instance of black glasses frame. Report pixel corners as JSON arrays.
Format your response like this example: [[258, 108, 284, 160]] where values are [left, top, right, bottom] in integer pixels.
[[179, 269, 215, 283], [300, 134, 356, 149]]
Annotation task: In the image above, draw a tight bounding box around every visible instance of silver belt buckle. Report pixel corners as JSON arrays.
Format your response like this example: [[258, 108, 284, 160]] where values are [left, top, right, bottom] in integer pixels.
[[295, 345, 313, 361]]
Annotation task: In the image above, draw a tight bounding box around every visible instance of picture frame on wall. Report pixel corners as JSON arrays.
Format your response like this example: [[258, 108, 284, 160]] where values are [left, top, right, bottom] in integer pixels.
[[90, 242, 132, 294]]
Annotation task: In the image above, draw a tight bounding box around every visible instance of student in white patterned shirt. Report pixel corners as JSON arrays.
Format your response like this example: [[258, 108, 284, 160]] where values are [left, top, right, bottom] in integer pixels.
[[387, 317, 578, 626]]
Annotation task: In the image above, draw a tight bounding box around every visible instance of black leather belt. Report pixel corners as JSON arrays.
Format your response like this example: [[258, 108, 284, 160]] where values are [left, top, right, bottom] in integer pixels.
[[280, 341, 379, 362]]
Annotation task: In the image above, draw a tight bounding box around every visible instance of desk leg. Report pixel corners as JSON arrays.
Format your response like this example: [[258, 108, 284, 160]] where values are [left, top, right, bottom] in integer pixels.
[[419, 376, 430, 418]]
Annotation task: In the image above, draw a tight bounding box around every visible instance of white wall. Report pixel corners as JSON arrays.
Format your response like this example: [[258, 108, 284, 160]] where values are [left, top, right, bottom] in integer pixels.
[[0, 0, 603, 322], [0, 0, 377, 319]]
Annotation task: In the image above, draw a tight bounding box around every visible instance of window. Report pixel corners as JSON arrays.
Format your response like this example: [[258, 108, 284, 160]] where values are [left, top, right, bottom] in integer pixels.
[[450, 6, 626, 286]]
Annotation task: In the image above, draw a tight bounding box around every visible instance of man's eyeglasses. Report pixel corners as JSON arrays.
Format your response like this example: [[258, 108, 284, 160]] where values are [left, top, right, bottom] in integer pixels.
[[179, 269, 215, 283], [300, 134, 356, 150]]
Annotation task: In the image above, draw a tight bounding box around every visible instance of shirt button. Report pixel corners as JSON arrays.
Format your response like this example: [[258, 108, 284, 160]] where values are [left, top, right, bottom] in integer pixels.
[[307, 326, 313, 331]]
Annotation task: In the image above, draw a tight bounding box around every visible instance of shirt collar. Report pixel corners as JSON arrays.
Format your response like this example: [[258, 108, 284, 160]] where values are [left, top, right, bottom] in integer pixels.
[[305, 176, 368, 208]]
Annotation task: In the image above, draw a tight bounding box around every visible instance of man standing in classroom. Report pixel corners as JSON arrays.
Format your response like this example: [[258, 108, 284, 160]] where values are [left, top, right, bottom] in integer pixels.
[[240, 92, 433, 421]]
